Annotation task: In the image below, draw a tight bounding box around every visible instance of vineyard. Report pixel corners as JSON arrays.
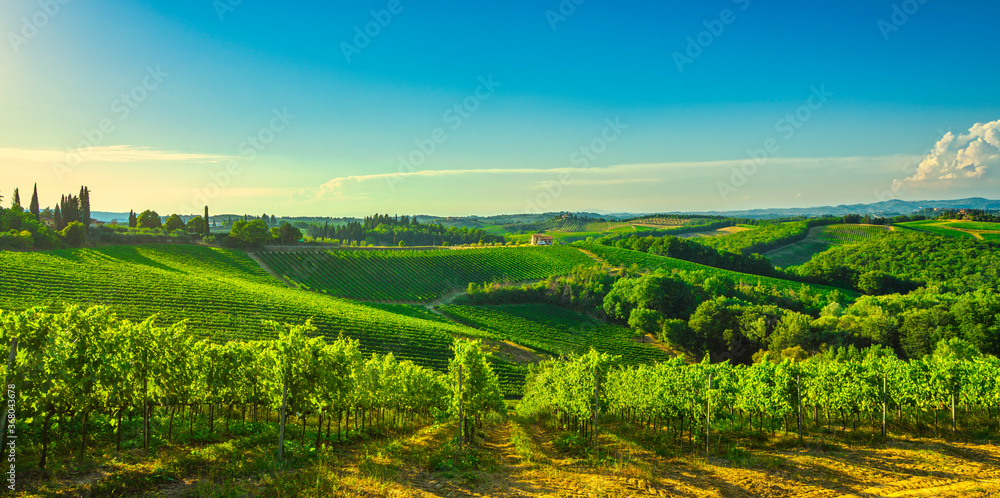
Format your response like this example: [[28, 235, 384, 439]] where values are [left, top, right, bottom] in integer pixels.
[[1, 308, 505, 476], [257, 246, 592, 302], [0, 246, 525, 392], [573, 241, 854, 298], [521, 343, 1000, 450], [816, 224, 892, 245], [765, 223, 893, 268], [438, 303, 674, 364]]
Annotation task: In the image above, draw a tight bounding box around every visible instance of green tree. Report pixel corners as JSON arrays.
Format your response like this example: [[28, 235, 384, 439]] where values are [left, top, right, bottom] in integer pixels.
[[29, 184, 40, 221], [230, 219, 272, 247], [137, 210, 162, 229], [186, 216, 207, 235], [11, 188, 20, 208], [54, 204, 64, 230], [627, 308, 661, 343], [59, 221, 87, 247], [164, 214, 186, 232], [79, 186, 91, 227], [276, 222, 302, 244]]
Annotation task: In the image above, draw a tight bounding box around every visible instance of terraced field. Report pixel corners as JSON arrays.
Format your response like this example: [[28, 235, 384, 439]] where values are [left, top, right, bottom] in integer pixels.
[[258, 246, 592, 302], [574, 241, 855, 298], [438, 303, 674, 365], [0, 245, 526, 392]]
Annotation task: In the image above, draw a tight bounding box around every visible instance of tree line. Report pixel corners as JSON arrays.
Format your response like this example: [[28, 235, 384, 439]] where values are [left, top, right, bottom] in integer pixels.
[[301, 213, 505, 247], [1, 184, 93, 249]]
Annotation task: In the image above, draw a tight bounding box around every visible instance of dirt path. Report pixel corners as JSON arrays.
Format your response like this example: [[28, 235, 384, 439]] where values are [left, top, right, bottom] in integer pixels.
[[246, 251, 297, 289]]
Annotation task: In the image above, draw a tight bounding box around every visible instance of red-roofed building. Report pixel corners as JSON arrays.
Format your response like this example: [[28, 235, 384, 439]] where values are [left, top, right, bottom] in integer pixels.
[[530, 234, 553, 246]]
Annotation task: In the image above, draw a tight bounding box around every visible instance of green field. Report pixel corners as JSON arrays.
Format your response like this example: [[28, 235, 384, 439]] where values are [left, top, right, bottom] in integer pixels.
[[257, 246, 593, 302], [575, 241, 855, 298], [764, 224, 892, 268], [0, 245, 526, 391], [896, 220, 1000, 240], [764, 239, 833, 268], [897, 221, 977, 239], [438, 303, 674, 364]]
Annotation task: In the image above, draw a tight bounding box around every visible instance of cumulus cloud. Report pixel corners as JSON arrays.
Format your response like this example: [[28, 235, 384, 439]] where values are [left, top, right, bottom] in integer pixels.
[[895, 119, 1000, 188]]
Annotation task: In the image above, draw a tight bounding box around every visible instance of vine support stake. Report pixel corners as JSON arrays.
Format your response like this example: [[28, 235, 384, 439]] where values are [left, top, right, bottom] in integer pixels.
[[593, 367, 600, 450], [882, 371, 887, 439], [706, 372, 712, 454], [796, 374, 803, 446]]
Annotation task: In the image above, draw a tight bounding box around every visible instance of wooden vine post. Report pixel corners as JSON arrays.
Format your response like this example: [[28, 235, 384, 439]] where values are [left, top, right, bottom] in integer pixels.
[[706, 372, 712, 453], [458, 364, 464, 450], [279, 379, 288, 460], [882, 371, 887, 438], [796, 375, 803, 445], [592, 368, 600, 449]]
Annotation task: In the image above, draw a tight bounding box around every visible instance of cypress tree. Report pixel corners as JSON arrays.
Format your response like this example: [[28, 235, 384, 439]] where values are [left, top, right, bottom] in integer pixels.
[[29, 184, 40, 221], [204, 206, 210, 236], [79, 186, 91, 227], [129, 210, 138, 228], [12, 189, 20, 208], [54, 204, 64, 230]]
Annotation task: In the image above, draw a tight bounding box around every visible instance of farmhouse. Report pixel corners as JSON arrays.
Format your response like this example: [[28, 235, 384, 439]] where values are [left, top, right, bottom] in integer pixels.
[[530, 234, 553, 246]]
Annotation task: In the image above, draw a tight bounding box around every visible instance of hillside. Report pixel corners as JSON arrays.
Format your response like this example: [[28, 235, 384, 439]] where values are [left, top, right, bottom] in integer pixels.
[[256, 246, 593, 302], [794, 230, 1000, 292], [764, 224, 894, 268], [438, 303, 675, 363], [573, 241, 856, 298], [0, 245, 527, 389]]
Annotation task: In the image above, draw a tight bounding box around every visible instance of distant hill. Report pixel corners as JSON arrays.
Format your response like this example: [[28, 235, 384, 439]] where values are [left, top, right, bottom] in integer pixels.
[[659, 198, 1000, 219]]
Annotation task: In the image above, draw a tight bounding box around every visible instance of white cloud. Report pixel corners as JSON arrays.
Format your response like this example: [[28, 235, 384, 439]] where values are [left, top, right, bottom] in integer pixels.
[[0, 145, 230, 165], [895, 119, 1000, 188]]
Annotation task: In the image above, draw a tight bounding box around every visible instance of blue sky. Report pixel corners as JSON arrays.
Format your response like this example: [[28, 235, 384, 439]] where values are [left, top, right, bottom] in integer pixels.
[[2, 0, 999, 216]]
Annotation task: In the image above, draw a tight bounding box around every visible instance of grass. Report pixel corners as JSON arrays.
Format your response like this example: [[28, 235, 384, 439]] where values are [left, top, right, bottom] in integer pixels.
[[257, 246, 593, 302], [897, 220, 1000, 240], [898, 222, 977, 239], [438, 303, 675, 365], [765, 240, 833, 268]]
